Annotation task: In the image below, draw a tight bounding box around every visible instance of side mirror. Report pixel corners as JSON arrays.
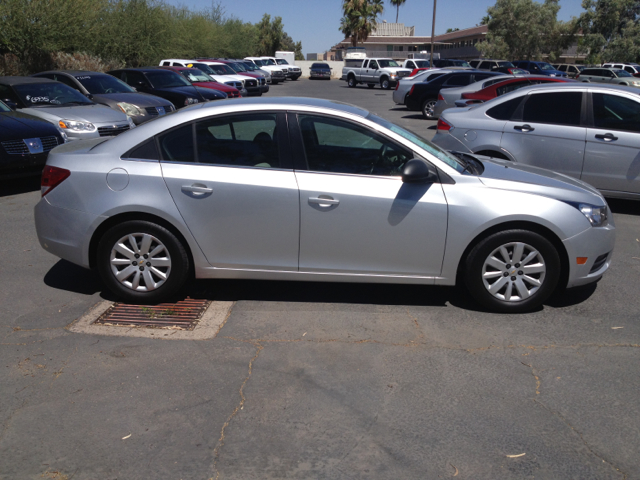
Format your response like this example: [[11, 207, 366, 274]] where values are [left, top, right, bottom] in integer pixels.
[[401, 159, 438, 183], [3, 99, 17, 110]]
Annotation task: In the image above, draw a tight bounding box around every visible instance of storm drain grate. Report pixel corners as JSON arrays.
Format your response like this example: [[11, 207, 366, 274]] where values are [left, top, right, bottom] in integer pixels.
[[93, 298, 212, 330]]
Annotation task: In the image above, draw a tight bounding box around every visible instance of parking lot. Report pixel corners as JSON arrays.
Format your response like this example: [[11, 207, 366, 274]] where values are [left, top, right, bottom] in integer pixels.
[[2, 79, 640, 479]]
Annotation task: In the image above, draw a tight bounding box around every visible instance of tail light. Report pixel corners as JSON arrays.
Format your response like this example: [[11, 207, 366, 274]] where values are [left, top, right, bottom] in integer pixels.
[[575, 74, 580, 79], [438, 93, 444, 100], [408, 85, 415, 96], [395, 82, 399, 91], [41, 165, 70, 197], [437, 118, 453, 131]]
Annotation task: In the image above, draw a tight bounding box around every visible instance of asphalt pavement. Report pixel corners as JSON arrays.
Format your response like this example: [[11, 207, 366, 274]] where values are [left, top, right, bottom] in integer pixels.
[[1, 79, 639, 480]]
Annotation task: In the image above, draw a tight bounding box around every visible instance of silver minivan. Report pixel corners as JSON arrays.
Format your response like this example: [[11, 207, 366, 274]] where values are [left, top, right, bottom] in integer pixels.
[[432, 83, 640, 199], [578, 67, 640, 86]]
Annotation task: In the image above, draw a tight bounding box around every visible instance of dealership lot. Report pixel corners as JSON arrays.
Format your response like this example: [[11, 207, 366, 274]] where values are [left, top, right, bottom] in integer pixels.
[[1, 80, 640, 479]]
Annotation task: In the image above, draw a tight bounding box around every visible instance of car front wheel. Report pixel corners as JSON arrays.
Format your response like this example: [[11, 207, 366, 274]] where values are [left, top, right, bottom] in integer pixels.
[[348, 76, 356, 88], [97, 220, 190, 304], [464, 230, 561, 312], [421, 98, 437, 119], [380, 77, 391, 89]]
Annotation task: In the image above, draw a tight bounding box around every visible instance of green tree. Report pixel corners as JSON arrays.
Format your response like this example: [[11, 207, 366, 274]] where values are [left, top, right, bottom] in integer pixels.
[[446, 28, 460, 33], [577, 0, 640, 63], [339, 0, 384, 47], [281, 33, 304, 60], [256, 14, 284, 56], [389, 0, 406, 23], [476, 0, 575, 61]]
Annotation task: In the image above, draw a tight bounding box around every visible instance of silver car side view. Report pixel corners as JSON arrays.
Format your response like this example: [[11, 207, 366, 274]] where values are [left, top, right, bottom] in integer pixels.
[[431, 83, 640, 200], [35, 97, 615, 313]]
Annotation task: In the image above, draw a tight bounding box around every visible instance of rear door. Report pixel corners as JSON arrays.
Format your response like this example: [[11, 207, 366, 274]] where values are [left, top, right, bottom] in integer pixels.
[[159, 112, 300, 270], [582, 91, 640, 195], [500, 90, 586, 178]]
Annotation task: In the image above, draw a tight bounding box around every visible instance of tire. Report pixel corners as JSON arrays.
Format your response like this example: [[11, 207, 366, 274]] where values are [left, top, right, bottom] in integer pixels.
[[97, 220, 190, 304], [367, 83, 376, 89], [421, 98, 438, 119], [464, 229, 561, 313], [380, 77, 391, 90], [347, 76, 356, 88]]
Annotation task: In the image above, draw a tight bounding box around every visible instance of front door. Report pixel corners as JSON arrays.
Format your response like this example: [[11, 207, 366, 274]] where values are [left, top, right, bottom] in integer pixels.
[[290, 113, 448, 277], [582, 92, 640, 195], [500, 90, 586, 178], [160, 112, 300, 270]]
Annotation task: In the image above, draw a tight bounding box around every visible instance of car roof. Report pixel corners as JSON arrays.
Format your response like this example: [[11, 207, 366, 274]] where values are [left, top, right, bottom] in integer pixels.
[[204, 96, 369, 117], [36, 70, 105, 76], [496, 81, 640, 100], [110, 67, 167, 73], [0, 76, 61, 86]]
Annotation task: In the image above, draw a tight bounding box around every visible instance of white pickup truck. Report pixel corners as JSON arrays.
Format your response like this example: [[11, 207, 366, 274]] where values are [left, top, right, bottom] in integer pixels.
[[341, 58, 412, 89]]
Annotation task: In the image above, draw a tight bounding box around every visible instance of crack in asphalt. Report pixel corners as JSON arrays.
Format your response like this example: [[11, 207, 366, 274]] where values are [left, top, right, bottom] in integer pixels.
[[521, 361, 541, 395], [534, 398, 629, 479], [211, 341, 264, 480]]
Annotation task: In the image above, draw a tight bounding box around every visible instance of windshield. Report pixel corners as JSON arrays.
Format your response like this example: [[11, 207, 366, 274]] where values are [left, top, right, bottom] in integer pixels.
[[414, 60, 430, 68], [228, 62, 247, 72], [510, 68, 528, 74], [312, 63, 330, 69], [276, 59, 289, 65], [539, 63, 555, 71], [498, 61, 515, 68], [182, 69, 215, 83], [75, 74, 135, 94], [146, 71, 192, 88], [188, 63, 215, 75], [243, 62, 259, 71], [577, 65, 586, 71], [252, 59, 267, 67], [205, 64, 236, 75], [378, 60, 400, 68], [0, 100, 11, 112], [454, 60, 471, 67], [261, 58, 276, 66], [615, 69, 633, 77], [367, 113, 465, 172], [13, 82, 94, 106]]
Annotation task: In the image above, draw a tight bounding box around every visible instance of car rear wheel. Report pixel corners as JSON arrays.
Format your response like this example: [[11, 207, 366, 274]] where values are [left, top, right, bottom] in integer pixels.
[[464, 230, 561, 313], [380, 77, 391, 89], [97, 220, 190, 304], [348, 76, 356, 88], [421, 98, 437, 119]]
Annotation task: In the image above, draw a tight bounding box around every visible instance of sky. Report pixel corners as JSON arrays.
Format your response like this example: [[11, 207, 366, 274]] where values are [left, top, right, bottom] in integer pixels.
[[167, 0, 587, 56]]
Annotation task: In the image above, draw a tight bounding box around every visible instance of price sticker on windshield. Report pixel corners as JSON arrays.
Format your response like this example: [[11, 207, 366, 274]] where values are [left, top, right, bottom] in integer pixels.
[[76, 76, 91, 80], [157, 106, 166, 115]]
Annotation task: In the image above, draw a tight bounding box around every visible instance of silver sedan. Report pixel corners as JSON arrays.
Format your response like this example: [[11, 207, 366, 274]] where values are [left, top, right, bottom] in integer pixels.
[[431, 83, 640, 200], [35, 97, 615, 312]]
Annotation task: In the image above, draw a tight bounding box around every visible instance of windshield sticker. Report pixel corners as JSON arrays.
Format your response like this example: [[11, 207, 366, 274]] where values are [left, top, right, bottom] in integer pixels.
[[26, 95, 58, 104], [76, 76, 91, 80], [187, 64, 193, 68]]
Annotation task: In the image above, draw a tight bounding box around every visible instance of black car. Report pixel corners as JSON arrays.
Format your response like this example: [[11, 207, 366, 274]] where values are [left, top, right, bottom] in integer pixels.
[[405, 70, 505, 119], [31, 70, 175, 125], [0, 100, 65, 179], [106, 68, 226, 108], [310, 63, 332, 80]]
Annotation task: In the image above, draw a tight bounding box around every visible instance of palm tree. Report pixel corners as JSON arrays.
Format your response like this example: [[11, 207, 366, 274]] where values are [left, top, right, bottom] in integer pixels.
[[339, 0, 384, 47], [389, 0, 406, 23]]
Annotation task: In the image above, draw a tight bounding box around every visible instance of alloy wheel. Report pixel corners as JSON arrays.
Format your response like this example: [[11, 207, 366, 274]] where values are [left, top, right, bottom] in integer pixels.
[[109, 233, 172, 292]]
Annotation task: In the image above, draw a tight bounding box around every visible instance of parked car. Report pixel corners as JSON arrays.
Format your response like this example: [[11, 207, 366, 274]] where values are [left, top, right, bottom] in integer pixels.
[[602, 63, 640, 77], [244, 57, 288, 84], [34, 97, 614, 313], [404, 70, 505, 118], [432, 75, 519, 118], [452, 76, 573, 108], [107, 68, 226, 108], [408, 67, 431, 77], [342, 58, 412, 89], [512, 61, 567, 77], [432, 83, 640, 200], [31, 70, 175, 125], [432, 59, 472, 68], [0, 100, 66, 178], [238, 60, 273, 85], [208, 59, 269, 94], [469, 59, 514, 71], [552, 64, 585, 79], [264, 56, 302, 80], [158, 59, 246, 92], [393, 69, 457, 105], [159, 67, 242, 98], [402, 59, 431, 70], [309, 63, 332, 80], [196, 61, 262, 95], [0, 76, 133, 140], [577, 67, 640, 86]]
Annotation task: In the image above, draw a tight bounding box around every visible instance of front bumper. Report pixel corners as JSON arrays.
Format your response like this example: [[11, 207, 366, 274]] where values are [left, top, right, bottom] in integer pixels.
[[0, 152, 48, 179], [563, 219, 616, 288]]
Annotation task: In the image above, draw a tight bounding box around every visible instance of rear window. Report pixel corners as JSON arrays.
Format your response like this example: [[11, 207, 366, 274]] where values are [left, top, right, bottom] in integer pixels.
[[522, 92, 582, 126], [582, 69, 599, 76]]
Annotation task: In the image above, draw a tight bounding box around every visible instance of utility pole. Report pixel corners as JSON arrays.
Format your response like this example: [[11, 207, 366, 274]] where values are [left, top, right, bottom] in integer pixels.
[[429, 0, 437, 66]]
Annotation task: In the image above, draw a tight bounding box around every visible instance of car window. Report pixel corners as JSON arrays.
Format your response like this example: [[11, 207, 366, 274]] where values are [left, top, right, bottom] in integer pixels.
[[123, 71, 148, 86], [593, 93, 640, 133], [486, 96, 524, 120], [495, 81, 531, 96], [444, 74, 471, 86], [498, 61, 514, 68], [522, 92, 582, 126], [146, 71, 192, 88], [125, 138, 160, 161], [12, 82, 93, 106], [558, 65, 567, 72], [195, 114, 280, 168], [615, 69, 632, 77], [478, 61, 490, 70], [483, 77, 510, 88], [51, 75, 78, 90], [473, 73, 496, 82], [469, 61, 480, 68], [158, 124, 195, 163], [582, 69, 597, 76], [624, 66, 636, 74], [0, 85, 20, 104], [369, 60, 379, 69], [297, 114, 412, 176], [75, 74, 135, 94]]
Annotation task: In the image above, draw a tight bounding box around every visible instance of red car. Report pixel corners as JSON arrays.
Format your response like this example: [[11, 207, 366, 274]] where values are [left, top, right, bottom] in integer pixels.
[[202, 58, 269, 95], [159, 66, 242, 98], [455, 76, 572, 106]]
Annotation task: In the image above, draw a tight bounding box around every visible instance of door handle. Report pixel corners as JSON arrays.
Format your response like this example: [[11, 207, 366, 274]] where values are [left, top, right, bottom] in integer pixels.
[[182, 185, 213, 194], [514, 124, 535, 132], [309, 196, 340, 207], [594, 133, 618, 142]]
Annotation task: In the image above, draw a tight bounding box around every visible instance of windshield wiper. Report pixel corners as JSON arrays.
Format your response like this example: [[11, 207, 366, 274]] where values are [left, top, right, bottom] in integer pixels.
[[451, 151, 482, 175]]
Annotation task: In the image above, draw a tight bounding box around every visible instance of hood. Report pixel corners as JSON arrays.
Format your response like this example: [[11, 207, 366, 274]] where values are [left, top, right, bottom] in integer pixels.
[[20, 104, 129, 124], [193, 81, 234, 92], [91, 92, 171, 107], [152, 86, 202, 98], [0, 111, 59, 138], [476, 156, 605, 206], [193, 87, 226, 99], [385, 68, 412, 74]]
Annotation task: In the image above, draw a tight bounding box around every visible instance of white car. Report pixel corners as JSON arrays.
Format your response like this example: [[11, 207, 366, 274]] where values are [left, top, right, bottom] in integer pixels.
[[159, 59, 244, 91], [262, 56, 301, 80], [244, 57, 288, 84]]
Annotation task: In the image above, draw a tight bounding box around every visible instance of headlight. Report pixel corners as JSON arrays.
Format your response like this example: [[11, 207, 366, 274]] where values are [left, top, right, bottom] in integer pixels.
[[579, 203, 608, 227], [117, 102, 142, 116], [184, 98, 198, 106], [127, 116, 136, 129], [58, 119, 96, 132]]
